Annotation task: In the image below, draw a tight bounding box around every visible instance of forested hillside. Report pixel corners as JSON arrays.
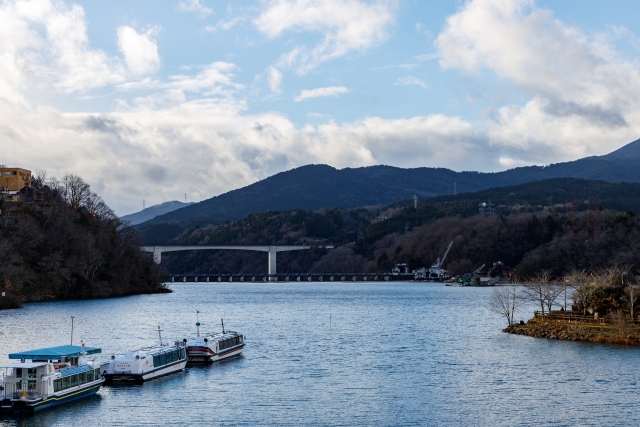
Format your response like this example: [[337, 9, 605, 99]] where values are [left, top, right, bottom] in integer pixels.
[[155, 178, 640, 278], [0, 174, 169, 310]]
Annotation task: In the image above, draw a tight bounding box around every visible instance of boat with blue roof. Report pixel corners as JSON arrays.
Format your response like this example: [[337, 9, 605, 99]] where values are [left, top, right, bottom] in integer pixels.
[[0, 342, 104, 415]]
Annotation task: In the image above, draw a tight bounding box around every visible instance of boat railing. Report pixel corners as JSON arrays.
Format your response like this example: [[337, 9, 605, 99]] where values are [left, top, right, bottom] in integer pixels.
[[0, 379, 47, 400]]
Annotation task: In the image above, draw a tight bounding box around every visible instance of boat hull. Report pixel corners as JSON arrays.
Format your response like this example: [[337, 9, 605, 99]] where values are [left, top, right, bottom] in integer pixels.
[[0, 380, 103, 415], [187, 344, 244, 363], [103, 359, 187, 384]]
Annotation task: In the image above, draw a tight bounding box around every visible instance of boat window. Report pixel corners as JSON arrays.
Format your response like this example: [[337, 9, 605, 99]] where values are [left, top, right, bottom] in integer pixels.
[[27, 368, 37, 378], [153, 355, 159, 367], [159, 352, 166, 366], [181, 348, 185, 359], [62, 377, 70, 389], [14, 368, 22, 378], [54, 379, 62, 392], [87, 370, 93, 382], [80, 372, 87, 384], [71, 374, 79, 387], [173, 349, 179, 362], [94, 368, 100, 380]]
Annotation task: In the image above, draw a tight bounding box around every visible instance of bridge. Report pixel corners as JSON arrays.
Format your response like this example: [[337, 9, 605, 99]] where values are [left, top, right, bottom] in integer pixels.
[[140, 245, 334, 279]]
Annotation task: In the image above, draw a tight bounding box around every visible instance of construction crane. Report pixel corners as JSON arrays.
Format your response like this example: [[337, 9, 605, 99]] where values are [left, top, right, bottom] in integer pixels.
[[430, 241, 453, 270], [428, 241, 453, 279]]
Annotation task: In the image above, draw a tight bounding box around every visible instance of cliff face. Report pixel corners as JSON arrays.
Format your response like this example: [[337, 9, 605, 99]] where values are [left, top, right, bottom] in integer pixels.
[[0, 196, 169, 309]]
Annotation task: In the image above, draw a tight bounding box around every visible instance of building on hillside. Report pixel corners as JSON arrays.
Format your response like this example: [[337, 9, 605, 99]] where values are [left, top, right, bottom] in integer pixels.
[[0, 166, 32, 195], [19, 186, 44, 202]]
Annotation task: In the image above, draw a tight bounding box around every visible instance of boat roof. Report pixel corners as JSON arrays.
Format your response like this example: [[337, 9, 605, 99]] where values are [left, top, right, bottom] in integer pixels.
[[9, 345, 102, 360], [0, 362, 49, 369], [60, 365, 91, 378]]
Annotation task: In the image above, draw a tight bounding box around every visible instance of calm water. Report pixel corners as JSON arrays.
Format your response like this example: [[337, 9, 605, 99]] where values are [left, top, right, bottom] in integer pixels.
[[1, 282, 639, 426]]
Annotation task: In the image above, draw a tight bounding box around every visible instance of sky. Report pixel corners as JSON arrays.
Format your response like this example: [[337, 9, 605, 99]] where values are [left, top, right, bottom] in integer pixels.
[[2, 0, 640, 215]]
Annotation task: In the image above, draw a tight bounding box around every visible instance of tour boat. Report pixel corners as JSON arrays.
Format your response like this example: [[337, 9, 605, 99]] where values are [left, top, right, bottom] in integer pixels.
[[185, 315, 245, 363], [102, 327, 187, 384], [0, 343, 104, 415]]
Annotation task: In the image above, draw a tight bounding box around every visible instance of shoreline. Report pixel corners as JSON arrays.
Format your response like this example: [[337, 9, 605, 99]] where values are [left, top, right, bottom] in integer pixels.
[[0, 287, 172, 311], [505, 319, 640, 346]]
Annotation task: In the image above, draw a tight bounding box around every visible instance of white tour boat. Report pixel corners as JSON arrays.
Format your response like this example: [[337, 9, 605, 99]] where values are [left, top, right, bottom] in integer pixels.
[[185, 315, 245, 363], [102, 326, 187, 384], [0, 343, 104, 415]]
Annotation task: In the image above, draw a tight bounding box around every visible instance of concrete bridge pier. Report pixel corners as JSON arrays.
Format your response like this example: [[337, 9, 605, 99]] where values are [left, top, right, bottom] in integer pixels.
[[153, 251, 162, 264], [268, 249, 277, 281]]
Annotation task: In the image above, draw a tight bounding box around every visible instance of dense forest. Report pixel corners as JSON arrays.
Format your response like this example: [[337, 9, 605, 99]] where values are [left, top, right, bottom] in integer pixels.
[[0, 173, 169, 310], [153, 178, 640, 278]]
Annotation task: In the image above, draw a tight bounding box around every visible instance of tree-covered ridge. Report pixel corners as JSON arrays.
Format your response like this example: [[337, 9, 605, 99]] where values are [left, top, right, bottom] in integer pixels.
[[0, 173, 169, 309], [155, 178, 640, 278]]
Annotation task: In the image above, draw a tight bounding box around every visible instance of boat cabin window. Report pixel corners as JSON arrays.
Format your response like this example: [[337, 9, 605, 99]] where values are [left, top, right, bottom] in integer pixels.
[[219, 336, 242, 351], [53, 367, 100, 392]]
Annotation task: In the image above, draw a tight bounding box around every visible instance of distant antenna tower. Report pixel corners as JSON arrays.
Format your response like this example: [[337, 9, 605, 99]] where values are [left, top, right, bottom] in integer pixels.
[[413, 194, 418, 209], [454, 181, 457, 196], [185, 193, 187, 203]]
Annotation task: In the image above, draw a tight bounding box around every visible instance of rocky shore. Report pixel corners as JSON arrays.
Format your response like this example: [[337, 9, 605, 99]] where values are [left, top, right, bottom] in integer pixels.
[[505, 320, 640, 346]]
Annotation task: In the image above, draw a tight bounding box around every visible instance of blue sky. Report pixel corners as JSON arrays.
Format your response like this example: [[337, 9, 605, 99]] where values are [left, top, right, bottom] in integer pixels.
[[2, 0, 640, 215]]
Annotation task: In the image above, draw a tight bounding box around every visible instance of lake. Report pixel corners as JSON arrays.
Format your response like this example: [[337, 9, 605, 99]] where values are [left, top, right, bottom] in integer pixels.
[[0, 282, 639, 426]]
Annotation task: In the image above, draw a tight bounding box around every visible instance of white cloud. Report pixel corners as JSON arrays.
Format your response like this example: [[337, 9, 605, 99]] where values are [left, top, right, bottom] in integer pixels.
[[267, 66, 282, 94], [204, 16, 245, 33], [395, 76, 427, 89], [255, 0, 397, 73], [294, 86, 349, 102], [435, 0, 640, 162], [117, 26, 161, 76], [178, 0, 212, 16]]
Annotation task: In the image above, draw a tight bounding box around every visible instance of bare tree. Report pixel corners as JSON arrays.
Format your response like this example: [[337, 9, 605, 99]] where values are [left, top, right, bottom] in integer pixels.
[[490, 285, 520, 326], [522, 270, 561, 314], [85, 191, 115, 220], [624, 276, 639, 321], [565, 269, 588, 313], [31, 169, 47, 188], [61, 173, 92, 208]]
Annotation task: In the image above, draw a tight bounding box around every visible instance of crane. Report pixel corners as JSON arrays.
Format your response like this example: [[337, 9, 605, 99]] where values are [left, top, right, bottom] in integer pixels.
[[430, 241, 453, 269]]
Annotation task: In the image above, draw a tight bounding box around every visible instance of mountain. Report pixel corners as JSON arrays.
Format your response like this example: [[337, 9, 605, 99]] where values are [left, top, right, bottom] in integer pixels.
[[120, 200, 194, 225], [139, 138, 640, 226]]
